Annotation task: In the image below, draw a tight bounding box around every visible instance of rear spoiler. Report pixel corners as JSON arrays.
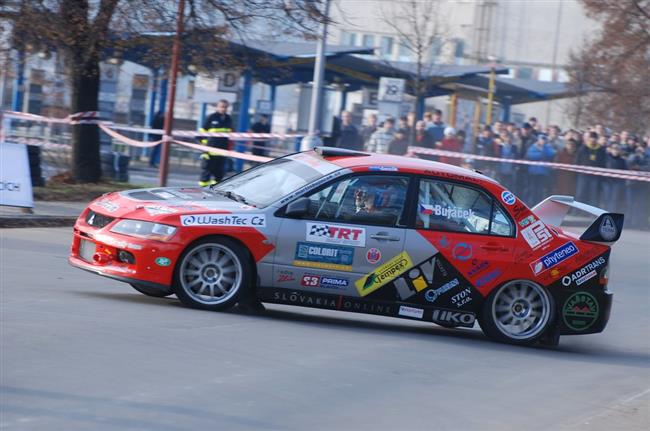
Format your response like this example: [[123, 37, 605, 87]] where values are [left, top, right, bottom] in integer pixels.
[[532, 195, 624, 243]]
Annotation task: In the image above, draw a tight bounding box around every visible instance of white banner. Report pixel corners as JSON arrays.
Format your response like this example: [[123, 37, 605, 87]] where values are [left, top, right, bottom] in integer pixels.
[[0, 141, 34, 208]]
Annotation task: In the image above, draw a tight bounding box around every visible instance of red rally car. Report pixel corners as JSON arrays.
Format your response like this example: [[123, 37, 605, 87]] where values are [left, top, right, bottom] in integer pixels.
[[69, 148, 624, 346]]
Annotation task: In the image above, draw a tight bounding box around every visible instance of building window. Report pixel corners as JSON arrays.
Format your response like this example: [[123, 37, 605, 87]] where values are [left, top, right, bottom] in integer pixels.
[[187, 80, 195, 99], [362, 34, 375, 48], [341, 31, 357, 46], [430, 37, 443, 63], [538, 68, 553, 82], [397, 42, 411, 62], [517, 67, 533, 80], [380, 36, 394, 59], [454, 38, 465, 60]]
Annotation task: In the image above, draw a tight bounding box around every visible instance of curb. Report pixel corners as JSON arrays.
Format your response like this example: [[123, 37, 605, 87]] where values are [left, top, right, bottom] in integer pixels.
[[0, 215, 77, 229]]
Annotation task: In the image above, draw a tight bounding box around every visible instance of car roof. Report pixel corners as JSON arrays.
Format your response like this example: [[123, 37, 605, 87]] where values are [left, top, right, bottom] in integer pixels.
[[308, 149, 497, 184]]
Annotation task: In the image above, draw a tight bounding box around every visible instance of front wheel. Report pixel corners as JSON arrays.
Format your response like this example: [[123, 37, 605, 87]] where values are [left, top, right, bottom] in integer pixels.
[[172, 237, 253, 311], [479, 279, 555, 345]]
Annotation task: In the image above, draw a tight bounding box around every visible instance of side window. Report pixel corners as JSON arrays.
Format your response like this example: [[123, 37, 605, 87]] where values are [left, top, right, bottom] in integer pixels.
[[302, 175, 409, 227], [416, 178, 514, 236]]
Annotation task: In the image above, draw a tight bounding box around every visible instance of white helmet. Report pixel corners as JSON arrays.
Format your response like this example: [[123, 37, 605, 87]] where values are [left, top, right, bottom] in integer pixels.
[[444, 127, 456, 136]]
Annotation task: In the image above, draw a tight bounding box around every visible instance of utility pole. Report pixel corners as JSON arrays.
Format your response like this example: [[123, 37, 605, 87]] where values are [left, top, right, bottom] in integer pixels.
[[302, 0, 330, 150], [158, 0, 185, 187], [545, 0, 563, 125]]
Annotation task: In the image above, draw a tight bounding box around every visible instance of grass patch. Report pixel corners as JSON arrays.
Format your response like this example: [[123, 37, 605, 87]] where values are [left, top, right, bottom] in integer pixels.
[[34, 174, 151, 202]]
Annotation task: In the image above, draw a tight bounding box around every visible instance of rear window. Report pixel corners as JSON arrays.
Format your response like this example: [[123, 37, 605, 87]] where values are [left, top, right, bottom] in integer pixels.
[[416, 178, 514, 236]]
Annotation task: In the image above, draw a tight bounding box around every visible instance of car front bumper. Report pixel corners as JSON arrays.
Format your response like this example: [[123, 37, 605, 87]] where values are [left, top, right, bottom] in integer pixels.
[[69, 222, 181, 288]]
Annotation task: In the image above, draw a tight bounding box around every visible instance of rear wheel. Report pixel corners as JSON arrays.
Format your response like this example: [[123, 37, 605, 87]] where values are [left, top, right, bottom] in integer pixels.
[[172, 237, 253, 311], [130, 283, 174, 298], [479, 279, 554, 345]]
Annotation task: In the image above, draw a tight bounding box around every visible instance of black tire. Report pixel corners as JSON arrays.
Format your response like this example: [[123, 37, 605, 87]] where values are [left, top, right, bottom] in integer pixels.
[[129, 283, 174, 298], [172, 237, 254, 311], [478, 279, 555, 346]]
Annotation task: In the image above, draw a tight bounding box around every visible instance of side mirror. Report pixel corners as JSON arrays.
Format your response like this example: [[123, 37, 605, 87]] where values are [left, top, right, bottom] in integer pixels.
[[285, 197, 310, 218]]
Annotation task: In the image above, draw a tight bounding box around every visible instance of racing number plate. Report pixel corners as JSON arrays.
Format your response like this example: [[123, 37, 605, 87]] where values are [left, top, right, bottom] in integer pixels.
[[79, 239, 96, 262]]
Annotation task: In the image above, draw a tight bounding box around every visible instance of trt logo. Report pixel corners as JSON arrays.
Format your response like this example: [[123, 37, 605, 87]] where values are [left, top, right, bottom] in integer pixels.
[[328, 226, 363, 241], [307, 223, 366, 247]]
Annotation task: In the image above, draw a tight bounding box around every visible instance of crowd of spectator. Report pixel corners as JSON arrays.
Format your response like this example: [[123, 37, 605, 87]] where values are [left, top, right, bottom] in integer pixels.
[[328, 109, 650, 229]]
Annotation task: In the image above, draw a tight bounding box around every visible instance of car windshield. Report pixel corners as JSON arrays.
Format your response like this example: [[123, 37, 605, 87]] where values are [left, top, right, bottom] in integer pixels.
[[211, 155, 339, 208]]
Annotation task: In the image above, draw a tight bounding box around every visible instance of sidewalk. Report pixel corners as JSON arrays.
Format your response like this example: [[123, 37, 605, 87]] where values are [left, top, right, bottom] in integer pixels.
[[0, 201, 87, 228]]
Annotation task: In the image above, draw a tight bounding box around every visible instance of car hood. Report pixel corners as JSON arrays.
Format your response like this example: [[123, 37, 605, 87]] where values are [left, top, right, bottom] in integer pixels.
[[89, 187, 259, 223]]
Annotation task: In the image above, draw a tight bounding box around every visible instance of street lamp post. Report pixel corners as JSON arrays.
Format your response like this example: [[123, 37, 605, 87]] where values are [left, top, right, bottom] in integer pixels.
[[158, 0, 185, 187], [302, 0, 330, 150]]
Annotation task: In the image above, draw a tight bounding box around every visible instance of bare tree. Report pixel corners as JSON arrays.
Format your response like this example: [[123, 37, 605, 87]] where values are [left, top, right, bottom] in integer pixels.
[[379, 0, 448, 115], [566, 0, 650, 133], [1, 0, 326, 183]]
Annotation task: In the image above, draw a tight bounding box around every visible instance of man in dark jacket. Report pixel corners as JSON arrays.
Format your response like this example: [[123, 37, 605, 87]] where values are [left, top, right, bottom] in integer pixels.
[[250, 114, 271, 157], [575, 131, 606, 205], [336, 111, 362, 150], [149, 111, 165, 168], [198, 99, 232, 186]]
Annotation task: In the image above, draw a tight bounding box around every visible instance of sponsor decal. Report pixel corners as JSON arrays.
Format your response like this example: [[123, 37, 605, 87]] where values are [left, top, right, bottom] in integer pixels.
[[320, 276, 349, 289], [355, 251, 413, 296], [279, 170, 346, 205], [155, 257, 171, 267], [300, 274, 349, 289], [475, 269, 502, 288], [530, 242, 579, 275], [520, 220, 553, 249], [562, 292, 599, 331], [425, 278, 460, 303], [398, 305, 424, 319], [306, 222, 366, 247], [267, 290, 394, 316], [94, 234, 143, 251], [95, 199, 119, 213], [0, 181, 21, 191], [451, 288, 472, 308], [301, 274, 321, 286], [467, 258, 489, 278], [439, 236, 450, 248], [368, 166, 399, 172], [419, 204, 474, 220], [394, 255, 449, 300], [518, 215, 536, 228], [143, 205, 177, 216], [452, 242, 473, 261], [561, 256, 606, 287], [431, 309, 476, 327], [501, 191, 516, 205], [180, 213, 266, 227], [599, 215, 617, 241], [366, 247, 382, 264], [512, 203, 527, 218], [276, 270, 295, 283], [294, 242, 354, 272]]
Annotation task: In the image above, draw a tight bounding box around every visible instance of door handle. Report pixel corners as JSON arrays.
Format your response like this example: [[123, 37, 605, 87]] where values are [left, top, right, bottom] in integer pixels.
[[480, 243, 508, 252], [370, 232, 401, 241]]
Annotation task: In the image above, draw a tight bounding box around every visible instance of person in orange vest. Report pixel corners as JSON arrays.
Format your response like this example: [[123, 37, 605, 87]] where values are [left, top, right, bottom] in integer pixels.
[[198, 99, 232, 186]]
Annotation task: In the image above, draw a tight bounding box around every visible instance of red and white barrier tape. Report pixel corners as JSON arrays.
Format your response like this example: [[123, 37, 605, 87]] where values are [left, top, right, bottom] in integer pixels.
[[2, 110, 301, 140], [172, 139, 272, 163], [407, 146, 650, 182]]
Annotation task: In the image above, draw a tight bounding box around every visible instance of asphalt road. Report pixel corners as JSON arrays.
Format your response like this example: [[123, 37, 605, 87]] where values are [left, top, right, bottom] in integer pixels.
[[1, 227, 649, 431]]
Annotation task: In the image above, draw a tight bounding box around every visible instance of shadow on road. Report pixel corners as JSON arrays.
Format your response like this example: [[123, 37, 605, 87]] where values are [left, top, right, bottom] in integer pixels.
[[73, 290, 650, 371]]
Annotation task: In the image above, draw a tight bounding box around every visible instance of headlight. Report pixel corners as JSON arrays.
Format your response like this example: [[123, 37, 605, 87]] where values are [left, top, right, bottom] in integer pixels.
[[110, 219, 177, 241]]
